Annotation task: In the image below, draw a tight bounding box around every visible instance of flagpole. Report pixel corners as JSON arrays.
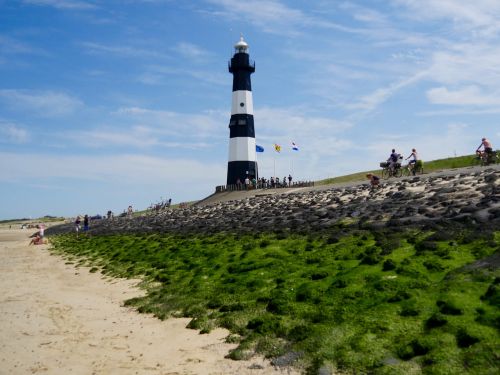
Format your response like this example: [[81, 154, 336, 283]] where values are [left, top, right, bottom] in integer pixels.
[[274, 155, 276, 189]]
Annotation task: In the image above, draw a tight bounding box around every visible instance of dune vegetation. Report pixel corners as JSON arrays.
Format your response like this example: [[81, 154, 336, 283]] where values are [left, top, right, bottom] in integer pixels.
[[50, 222, 499, 374], [316, 154, 484, 186]]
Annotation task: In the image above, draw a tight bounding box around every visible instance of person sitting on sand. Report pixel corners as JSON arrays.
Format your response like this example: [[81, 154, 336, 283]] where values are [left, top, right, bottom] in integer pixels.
[[29, 234, 46, 245], [366, 173, 381, 189]]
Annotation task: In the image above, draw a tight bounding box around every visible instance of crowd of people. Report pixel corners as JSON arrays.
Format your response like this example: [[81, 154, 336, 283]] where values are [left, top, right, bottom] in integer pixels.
[[235, 174, 294, 190]]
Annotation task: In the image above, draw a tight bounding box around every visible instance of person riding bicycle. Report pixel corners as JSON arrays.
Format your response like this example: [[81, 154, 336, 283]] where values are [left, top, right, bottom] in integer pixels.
[[387, 149, 400, 173], [405, 148, 419, 173], [476, 138, 493, 163], [476, 137, 493, 159]]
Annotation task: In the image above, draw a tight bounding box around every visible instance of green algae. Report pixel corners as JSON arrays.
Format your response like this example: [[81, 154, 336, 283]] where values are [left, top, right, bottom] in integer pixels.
[[50, 228, 500, 374]]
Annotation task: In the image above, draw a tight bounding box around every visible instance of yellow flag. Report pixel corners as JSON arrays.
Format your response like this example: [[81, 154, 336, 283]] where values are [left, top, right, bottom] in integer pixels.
[[274, 143, 281, 153]]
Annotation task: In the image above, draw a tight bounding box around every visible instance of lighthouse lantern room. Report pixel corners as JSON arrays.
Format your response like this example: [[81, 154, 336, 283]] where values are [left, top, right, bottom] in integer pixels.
[[226, 36, 258, 185]]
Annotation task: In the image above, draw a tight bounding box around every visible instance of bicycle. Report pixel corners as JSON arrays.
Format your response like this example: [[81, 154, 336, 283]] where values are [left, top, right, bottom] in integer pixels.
[[380, 161, 402, 179], [402, 160, 424, 176], [475, 150, 499, 166]]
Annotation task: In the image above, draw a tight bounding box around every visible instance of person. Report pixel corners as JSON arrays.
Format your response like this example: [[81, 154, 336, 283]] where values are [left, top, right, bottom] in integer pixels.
[[366, 173, 381, 189], [236, 178, 242, 190], [405, 148, 419, 174], [83, 214, 89, 232], [127, 205, 133, 218], [387, 149, 400, 173], [29, 234, 46, 245], [283, 176, 287, 187], [244, 176, 250, 190], [288, 174, 292, 186], [74, 216, 81, 237], [38, 223, 45, 239], [477, 137, 493, 162]]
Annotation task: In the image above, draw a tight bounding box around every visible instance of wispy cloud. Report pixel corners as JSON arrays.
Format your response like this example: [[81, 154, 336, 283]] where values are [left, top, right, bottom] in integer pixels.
[[137, 64, 227, 86], [0, 90, 83, 117], [64, 126, 212, 149], [205, 0, 362, 36], [113, 106, 226, 139], [80, 42, 169, 59], [348, 70, 427, 111], [173, 42, 211, 60], [23, 0, 97, 10], [0, 151, 225, 190], [427, 85, 500, 107], [0, 122, 29, 143], [393, 0, 500, 36]]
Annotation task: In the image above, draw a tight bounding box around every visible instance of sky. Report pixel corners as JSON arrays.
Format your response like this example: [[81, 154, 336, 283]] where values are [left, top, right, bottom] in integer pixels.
[[1, 0, 500, 219]]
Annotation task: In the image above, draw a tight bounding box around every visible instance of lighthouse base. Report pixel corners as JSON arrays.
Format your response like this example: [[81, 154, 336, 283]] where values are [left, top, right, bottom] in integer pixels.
[[227, 161, 258, 185]]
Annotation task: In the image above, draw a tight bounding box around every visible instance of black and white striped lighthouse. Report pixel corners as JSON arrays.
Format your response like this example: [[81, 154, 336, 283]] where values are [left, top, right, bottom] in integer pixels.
[[227, 36, 258, 185]]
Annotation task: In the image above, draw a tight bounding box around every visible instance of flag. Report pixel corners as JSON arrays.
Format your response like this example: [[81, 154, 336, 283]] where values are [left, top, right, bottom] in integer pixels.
[[274, 143, 281, 153], [292, 142, 299, 151], [256, 145, 264, 152]]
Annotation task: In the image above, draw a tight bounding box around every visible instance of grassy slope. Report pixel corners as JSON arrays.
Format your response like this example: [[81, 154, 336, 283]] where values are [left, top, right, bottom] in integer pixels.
[[50, 226, 500, 375], [316, 154, 481, 186]]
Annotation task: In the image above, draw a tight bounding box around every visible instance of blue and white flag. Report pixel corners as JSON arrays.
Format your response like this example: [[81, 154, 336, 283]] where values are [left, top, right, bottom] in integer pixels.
[[291, 142, 299, 151], [256, 145, 264, 152]]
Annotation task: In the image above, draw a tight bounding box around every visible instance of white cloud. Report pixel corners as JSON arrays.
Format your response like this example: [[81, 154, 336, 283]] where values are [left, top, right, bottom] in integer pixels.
[[0, 122, 29, 143], [64, 126, 212, 149], [0, 90, 83, 117], [113, 106, 226, 139], [427, 86, 500, 106], [138, 64, 227, 86], [23, 0, 97, 10], [205, 0, 362, 36], [174, 42, 211, 59], [348, 70, 427, 111], [0, 152, 225, 192], [81, 42, 169, 59], [393, 0, 500, 36], [0, 35, 37, 55]]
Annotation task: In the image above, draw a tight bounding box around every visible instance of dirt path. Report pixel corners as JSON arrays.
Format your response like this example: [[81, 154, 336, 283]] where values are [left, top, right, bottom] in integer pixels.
[[0, 227, 299, 375]]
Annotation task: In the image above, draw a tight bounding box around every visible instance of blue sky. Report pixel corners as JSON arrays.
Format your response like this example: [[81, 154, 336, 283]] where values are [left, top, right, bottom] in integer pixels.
[[1, 0, 500, 219]]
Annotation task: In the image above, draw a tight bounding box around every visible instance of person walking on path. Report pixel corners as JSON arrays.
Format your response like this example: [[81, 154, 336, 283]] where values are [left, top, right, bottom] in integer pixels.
[[74, 216, 81, 237], [83, 215, 89, 232]]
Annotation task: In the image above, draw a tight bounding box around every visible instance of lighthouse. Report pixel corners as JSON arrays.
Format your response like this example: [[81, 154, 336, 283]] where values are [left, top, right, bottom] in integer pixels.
[[227, 36, 258, 185]]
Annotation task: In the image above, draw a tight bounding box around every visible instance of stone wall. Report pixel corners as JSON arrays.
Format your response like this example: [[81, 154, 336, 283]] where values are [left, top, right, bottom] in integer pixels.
[[46, 167, 500, 237]]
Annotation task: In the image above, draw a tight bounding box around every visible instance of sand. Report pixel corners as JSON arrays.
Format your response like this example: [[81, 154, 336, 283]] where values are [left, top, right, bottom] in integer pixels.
[[0, 227, 299, 375]]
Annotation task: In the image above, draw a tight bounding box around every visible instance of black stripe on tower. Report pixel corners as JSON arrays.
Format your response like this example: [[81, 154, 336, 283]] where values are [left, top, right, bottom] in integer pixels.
[[228, 114, 255, 138], [227, 161, 258, 184], [229, 53, 255, 91]]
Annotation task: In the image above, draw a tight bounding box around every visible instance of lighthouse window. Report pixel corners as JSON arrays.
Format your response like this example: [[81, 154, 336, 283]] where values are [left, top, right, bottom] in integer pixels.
[[240, 102, 245, 107], [238, 119, 246, 125]]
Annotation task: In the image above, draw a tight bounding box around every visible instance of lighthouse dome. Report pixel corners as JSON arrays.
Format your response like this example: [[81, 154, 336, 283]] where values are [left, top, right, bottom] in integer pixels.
[[234, 36, 249, 53]]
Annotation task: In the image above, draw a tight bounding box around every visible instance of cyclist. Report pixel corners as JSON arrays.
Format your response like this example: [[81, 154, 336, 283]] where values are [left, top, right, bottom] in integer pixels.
[[405, 148, 418, 174], [387, 149, 400, 173], [476, 137, 493, 163]]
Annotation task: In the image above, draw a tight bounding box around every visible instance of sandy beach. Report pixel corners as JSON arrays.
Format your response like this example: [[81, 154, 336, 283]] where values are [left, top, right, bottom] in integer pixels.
[[0, 226, 299, 375]]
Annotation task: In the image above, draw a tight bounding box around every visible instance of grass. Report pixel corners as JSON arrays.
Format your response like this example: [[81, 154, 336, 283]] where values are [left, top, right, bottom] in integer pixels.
[[316, 154, 485, 186], [50, 225, 500, 374]]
